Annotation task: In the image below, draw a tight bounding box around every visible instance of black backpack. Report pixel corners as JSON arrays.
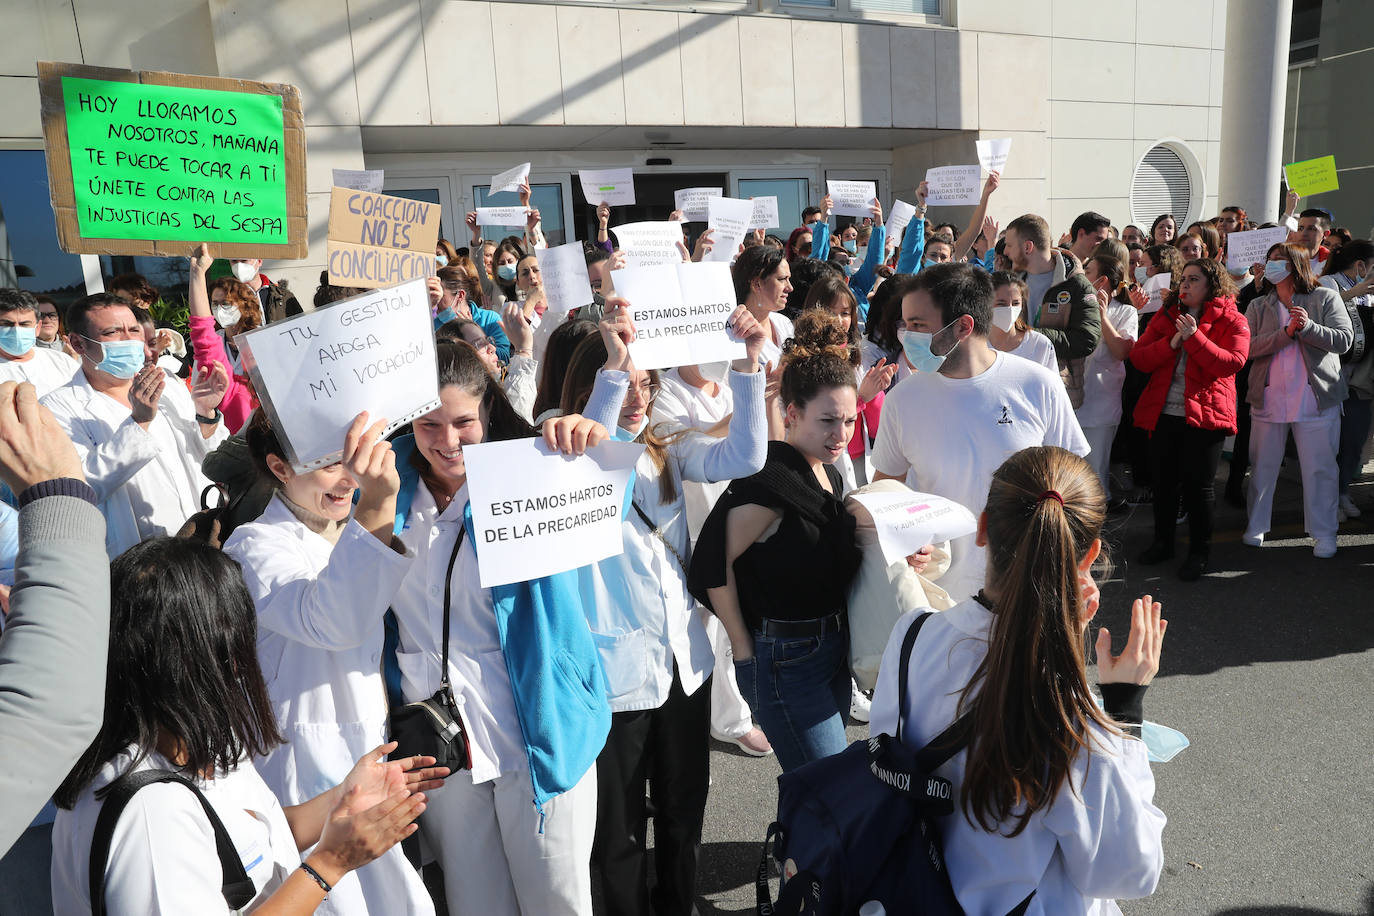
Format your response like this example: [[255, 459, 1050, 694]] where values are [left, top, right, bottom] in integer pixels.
[[756, 611, 1033, 916]]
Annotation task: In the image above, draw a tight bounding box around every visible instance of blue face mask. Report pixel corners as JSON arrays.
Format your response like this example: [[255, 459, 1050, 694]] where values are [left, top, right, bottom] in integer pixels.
[[842, 239, 857, 254], [1263, 260, 1291, 284], [496, 263, 517, 282], [435, 307, 457, 325], [844, 262, 859, 278], [0, 326, 37, 357], [83, 336, 145, 379], [436, 254, 449, 268], [899, 319, 961, 374]]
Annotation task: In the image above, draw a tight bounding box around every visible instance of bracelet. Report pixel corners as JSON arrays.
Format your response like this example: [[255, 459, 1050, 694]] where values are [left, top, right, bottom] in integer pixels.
[[300, 862, 333, 894], [195, 408, 221, 425]]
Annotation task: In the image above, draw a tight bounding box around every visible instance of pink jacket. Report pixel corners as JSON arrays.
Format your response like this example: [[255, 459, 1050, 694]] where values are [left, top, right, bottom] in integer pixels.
[[189, 314, 255, 433]]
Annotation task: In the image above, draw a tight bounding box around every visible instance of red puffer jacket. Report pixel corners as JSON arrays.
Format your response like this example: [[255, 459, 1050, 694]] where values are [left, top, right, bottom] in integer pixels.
[[1131, 296, 1250, 433]]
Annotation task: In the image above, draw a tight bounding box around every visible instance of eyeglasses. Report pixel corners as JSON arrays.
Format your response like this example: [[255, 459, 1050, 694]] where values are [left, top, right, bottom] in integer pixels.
[[628, 382, 661, 400], [465, 335, 497, 351], [38, 312, 59, 320], [442, 282, 465, 293]]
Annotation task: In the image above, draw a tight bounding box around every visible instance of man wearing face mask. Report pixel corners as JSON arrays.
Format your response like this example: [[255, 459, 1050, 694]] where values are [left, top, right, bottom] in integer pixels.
[[871, 264, 1088, 601], [226, 257, 303, 324], [40, 293, 230, 557], [0, 290, 78, 396]]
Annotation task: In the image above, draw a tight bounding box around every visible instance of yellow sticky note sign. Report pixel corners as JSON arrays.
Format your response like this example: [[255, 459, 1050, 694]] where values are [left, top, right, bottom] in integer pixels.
[[1284, 155, 1339, 197]]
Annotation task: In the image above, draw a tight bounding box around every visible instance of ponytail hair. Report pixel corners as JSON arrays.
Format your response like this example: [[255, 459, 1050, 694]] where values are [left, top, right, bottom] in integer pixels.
[[780, 309, 857, 408], [959, 445, 1114, 837]]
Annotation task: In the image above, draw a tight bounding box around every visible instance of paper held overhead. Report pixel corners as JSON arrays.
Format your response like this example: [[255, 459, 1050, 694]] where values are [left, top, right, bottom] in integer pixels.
[[326, 186, 441, 288], [609, 221, 685, 269], [704, 197, 754, 263], [475, 206, 529, 226], [579, 168, 636, 206], [1283, 155, 1339, 197], [332, 169, 384, 193], [673, 187, 723, 222], [747, 196, 780, 230], [536, 241, 595, 316], [924, 165, 981, 207], [1225, 227, 1291, 273], [974, 138, 1012, 174], [884, 199, 918, 245], [825, 180, 878, 218], [611, 261, 746, 371], [490, 161, 531, 195]]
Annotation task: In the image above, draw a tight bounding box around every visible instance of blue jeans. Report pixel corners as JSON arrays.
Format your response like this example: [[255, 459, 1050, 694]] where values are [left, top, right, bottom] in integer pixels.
[[1338, 395, 1372, 493], [734, 626, 850, 773]]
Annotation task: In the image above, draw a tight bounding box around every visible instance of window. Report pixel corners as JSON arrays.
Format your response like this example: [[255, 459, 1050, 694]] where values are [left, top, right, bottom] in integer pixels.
[[737, 177, 811, 236], [1130, 144, 1202, 227], [1289, 0, 1322, 68], [475, 183, 566, 248], [768, 0, 942, 20]]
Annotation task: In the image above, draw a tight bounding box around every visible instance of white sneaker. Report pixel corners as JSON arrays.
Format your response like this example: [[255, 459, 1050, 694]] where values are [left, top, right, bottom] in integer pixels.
[[1241, 532, 1264, 547], [1314, 538, 1337, 559], [849, 685, 872, 723], [711, 727, 773, 757], [1339, 494, 1361, 518]]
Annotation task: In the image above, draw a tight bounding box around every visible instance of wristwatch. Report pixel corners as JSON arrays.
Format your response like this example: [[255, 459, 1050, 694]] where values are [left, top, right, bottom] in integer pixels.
[[195, 408, 222, 425]]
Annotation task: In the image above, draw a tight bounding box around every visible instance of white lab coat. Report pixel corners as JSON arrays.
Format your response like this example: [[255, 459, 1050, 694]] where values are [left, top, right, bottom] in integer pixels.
[[222, 495, 430, 916], [42, 368, 226, 557]]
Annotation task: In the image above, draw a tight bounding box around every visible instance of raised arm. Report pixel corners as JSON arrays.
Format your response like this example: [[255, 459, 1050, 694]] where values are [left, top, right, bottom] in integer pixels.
[[952, 171, 999, 261]]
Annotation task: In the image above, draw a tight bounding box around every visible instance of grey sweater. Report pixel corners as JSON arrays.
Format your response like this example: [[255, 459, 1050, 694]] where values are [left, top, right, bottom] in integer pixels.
[[1245, 286, 1353, 412], [0, 494, 108, 856]]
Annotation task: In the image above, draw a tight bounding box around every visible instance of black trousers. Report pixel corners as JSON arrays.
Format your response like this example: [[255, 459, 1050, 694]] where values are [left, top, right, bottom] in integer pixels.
[[592, 668, 711, 916], [1117, 363, 1153, 484], [1228, 363, 1253, 487], [1148, 413, 1227, 557]]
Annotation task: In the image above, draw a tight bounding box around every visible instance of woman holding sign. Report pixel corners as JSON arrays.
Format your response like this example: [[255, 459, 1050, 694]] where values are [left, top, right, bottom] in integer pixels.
[[389, 341, 612, 916], [558, 303, 768, 916]]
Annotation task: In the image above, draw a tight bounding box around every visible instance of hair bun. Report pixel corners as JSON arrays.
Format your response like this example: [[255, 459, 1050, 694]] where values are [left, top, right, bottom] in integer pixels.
[[782, 309, 854, 367]]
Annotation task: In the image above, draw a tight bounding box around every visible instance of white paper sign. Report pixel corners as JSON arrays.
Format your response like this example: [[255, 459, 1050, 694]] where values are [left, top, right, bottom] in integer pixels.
[[748, 196, 780, 230], [924, 165, 982, 207], [611, 262, 746, 371], [476, 206, 529, 227], [673, 187, 723, 222], [464, 437, 645, 588], [490, 162, 531, 195], [848, 489, 978, 568], [974, 138, 1012, 174], [236, 278, 439, 472], [332, 169, 385, 193], [884, 199, 918, 245], [704, 196, 755, 263], [610, 221, 685, 269], [1225, 227, 1291, 272], [826, 180, 878, 218], [536, 241, 594, 316], [579, 168, 636, 207]]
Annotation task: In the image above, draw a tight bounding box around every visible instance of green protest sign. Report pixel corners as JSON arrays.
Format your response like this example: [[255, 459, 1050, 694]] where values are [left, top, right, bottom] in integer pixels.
[[38, 61, 307, 258]]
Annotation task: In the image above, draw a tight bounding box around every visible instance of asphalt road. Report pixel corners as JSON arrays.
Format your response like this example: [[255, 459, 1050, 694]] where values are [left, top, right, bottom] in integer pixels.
[[683, 464, 1374, 916]]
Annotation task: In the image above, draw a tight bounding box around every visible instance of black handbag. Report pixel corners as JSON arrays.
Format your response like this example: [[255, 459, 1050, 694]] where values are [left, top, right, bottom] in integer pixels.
[[388, 525, 472, 773]]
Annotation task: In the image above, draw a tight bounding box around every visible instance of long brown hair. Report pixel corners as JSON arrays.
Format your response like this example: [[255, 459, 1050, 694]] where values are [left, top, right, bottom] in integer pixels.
[[959, 446, 1114, 837], [801, 276, 862, 355], [1267, 241, 1318, 294]]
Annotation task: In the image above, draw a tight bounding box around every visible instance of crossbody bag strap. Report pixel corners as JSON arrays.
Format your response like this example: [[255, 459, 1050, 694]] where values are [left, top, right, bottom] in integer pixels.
[[438, 524, 468, 705], [893, 612, 974, 773], [631, 499, 688, 574], [90, 769, 256, 916]]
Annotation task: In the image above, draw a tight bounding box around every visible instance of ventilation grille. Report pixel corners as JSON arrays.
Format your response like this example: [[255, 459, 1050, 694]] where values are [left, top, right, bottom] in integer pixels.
[[1130, 145, 1192, 226]]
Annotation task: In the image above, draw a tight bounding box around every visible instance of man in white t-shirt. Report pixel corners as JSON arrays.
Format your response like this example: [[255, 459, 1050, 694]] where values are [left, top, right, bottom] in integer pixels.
[[872, 263, 1089, 601], [0, 290, 78, 396]]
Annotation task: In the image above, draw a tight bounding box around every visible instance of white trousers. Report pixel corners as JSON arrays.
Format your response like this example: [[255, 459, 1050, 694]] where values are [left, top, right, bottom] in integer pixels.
[[1246, 413, 1341, 541], [419, 766, 597, 916], [1080, 423, 1119, 496], [708, 617, 754, 738]]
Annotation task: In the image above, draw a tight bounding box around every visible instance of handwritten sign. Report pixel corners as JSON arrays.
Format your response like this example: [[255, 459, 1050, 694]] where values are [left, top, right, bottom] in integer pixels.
[[464, 437, 644, 587], [673, 187, 723, 222], [333, 169, 384, 193], [1225, 226, 1291, 273], [37, 61, 306, 258], [884, 199, 918, 245], [579, 167, 635, 207], [612, 262, 746, 371], [536, 241, 594, 316], [975, 138, 1012, 174], [327, 187, 441, 289], [826, 180, 878, 218], [924, 165, 981, 207], [748, 196, 780, 230], [236, 278, 438, 472], [610, 221, 684, 269], [1284, 155, 1339, 197], [704, 197, 754, 263], [475, 206, 528, 227], [847, 488, 977, 568], [490, 161, 530, 195]]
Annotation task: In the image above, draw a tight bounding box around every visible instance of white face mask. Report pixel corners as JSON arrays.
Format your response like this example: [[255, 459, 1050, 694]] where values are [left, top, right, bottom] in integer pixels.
[[991, 305, 1021, 333], [231, 261, 257, 284], [1134, 266, 1149, 285], [698, 361, 730, 385], [212, 305, 242, 329]]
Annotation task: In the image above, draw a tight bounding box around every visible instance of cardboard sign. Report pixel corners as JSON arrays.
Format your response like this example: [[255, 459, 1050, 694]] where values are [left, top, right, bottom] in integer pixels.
[[924, 165, 981, 206], [475, 206, 528, 226], [884, 199, 918, 245], [847, 488, 978, 568], [536, 241, 594, 316], [1225, 226, 1291, 273], [975, 138, 1012, 174], [37, 61, 306, 258], [673, 187, 723, 222], [1284, 155, 1339, 197], [332, 169, 384, 193], [610, 221, 685, 269], [327, 187, 441, 288], [490, 161, 531, 195], [236, 278, 438, 472], [611, 261, 746, 371], [748, 196, 780, 230], [464, 437, 644, 587], [826, 179, 878, 218], [579, 167, 635, 206], [704, 196, 754, 263]]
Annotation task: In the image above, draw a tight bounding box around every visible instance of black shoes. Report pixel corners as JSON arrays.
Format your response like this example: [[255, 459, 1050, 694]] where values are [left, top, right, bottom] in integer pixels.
[[1137, 542, 1175, 565]]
